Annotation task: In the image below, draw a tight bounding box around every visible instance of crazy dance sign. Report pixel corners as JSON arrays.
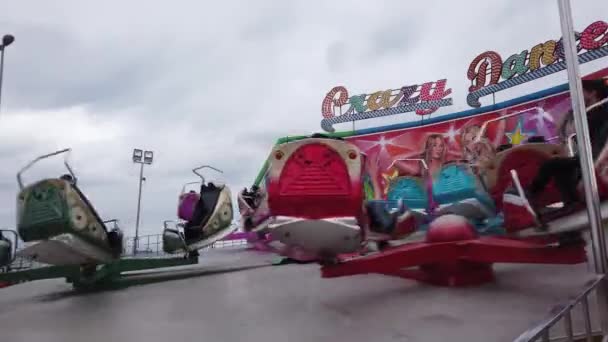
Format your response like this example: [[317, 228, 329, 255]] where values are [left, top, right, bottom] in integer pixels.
[[320, 79, 453, 132], [319, 19, 608, 132], [467, 20, 608, 107]]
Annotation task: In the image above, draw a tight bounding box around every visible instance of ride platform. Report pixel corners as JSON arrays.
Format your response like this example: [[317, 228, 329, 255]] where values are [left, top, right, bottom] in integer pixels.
[[0, 244, 602, 342], [322, 235, 587, 287], [0, 255, 199, 290]]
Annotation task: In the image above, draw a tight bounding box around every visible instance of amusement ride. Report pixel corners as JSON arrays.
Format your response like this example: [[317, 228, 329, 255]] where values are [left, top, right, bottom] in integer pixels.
[[2, 11, 608, 340]]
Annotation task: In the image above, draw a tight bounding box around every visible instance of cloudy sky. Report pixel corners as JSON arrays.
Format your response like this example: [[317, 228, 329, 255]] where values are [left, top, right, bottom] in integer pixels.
[[0, 0, 607, 237]]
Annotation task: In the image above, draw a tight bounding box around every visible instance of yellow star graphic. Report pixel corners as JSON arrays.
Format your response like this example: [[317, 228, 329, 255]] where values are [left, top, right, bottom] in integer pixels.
[[506, 120, 530, 145], [381, 168, 399, 194]]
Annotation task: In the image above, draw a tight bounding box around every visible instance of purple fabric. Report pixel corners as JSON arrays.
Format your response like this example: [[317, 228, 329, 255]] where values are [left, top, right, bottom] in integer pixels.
[[178, 193, 199, 221]]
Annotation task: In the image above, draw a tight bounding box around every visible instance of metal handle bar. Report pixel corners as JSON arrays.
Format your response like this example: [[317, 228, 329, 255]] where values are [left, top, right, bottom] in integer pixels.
[[163, 220, 176, 230], [192, 165, 224, 184], [102, 219, 120, 230], [563, 96, 608, 162], [181, 181, 201, 195], [567, 133, 578, 157], [388, 158, 429, 171], [17, 148, 75, 190]]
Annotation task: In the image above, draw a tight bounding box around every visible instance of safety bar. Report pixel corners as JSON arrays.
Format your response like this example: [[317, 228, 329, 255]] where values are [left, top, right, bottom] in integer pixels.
[[587, 96, 608, 112], [17, 148, 75, 190], [475, 107, 543, 143], [510, 169, 542, 227], [192, 165, 223, 184], [562, 96, 608, 167], [102, 219, 120, 230], [567, 133, 578, 157], [388, 158, 429, 171], [0, 229, 18, 265], [180, 181, 201, 195], [163, 220, 176, 230]]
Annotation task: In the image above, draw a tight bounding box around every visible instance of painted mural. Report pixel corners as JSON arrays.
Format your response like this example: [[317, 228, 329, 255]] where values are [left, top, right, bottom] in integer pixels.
[[347, 89, 573, 200]]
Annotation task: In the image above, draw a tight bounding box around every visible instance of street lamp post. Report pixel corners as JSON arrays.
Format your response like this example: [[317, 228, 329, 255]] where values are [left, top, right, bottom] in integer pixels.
[[132, 148, 154, 255], [0, 34, 15, 114]]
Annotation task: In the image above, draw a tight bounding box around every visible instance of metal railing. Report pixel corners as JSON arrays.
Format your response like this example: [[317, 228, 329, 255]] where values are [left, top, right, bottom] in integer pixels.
[[124, 233, 164, 256], [123, 232, 249, 257], [515, 275, 606, 342], [1, 256, 46, 273]]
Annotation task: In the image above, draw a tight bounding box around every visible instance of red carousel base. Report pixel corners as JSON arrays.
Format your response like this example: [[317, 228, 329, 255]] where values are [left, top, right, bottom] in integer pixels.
[[392, 261, 495, 287], [321, 215, 587, 287]]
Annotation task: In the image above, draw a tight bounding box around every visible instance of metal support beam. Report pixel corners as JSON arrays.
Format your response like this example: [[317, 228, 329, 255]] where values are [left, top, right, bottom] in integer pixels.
[[133, 162, 144, 255], [0, 47, 5, 113], [557, 0, 608, 334]]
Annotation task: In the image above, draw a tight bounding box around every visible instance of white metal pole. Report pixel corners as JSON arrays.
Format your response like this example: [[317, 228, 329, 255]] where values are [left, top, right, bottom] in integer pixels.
[[0, 47, 5, 113], [0, 34, 14, 115], [557, 0, 608, 333], [133, 162, 145, 255], [557, 0, 607, 273]]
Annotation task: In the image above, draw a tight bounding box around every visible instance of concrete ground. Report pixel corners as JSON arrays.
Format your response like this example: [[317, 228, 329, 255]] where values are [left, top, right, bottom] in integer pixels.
[[0, 246, 601, 342]]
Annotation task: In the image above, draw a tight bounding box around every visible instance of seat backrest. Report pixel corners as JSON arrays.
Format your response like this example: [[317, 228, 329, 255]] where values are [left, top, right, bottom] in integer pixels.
[[69, 182, 108, 233], [432, 163, 486, 205], [0, 235, 12, 267], [187, 184, 222, 228], [387, 176, 428, 210], [267, 139, 363, 219], [178, 192, 200, 221], [479, 143, 566, 207], [17, 178, 109, 244]]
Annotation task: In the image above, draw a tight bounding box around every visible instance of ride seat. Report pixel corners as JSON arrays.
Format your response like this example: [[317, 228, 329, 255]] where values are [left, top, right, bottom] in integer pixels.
[[178, 191, 200, 221], [186, 183, 222, 232], [69, 180, 109, 234], [241, 189, 259, 208], [432, 163, 495, 219], [237, 189, 253, 215], [386, 176, 428, 210], [0, 234, 11, 267], [268, 141, 362, 219], [477, 143, 566, 208]]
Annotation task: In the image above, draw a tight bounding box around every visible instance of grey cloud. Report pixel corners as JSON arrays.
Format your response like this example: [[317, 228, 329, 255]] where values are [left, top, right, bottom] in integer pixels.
[[361, 18, 422, 62], [238, 2, 298, 42], [1, 22, 166, 112], [1, 0, 607, 236], [326, 41, 348, 73]]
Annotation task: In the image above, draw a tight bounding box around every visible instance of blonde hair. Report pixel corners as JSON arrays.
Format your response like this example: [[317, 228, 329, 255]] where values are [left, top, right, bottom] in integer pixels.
[[422, 134, 446, 166], [460, 125, 481, 158]]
